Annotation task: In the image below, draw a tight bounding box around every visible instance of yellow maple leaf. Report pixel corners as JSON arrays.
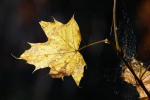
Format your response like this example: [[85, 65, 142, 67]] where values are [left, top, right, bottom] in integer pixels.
[[16, 15, 86, 86], [122, 57, 150, 100]]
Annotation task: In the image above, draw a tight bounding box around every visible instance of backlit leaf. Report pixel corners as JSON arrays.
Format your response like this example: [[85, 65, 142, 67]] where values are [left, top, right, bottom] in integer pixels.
[[17, 15, 86, 86], [122, 57, 150, 100]]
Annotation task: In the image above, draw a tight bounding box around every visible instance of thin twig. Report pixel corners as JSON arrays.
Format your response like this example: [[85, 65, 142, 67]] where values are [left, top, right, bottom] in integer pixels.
[[113, 0, 120, 52]]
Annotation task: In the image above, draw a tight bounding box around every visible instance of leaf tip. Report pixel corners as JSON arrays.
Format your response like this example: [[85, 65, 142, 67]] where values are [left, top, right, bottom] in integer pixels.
[[70, 13, 76, 22], [39, 21, 50, 29], [72, 12, 77, 19], [27, 42, 35, 47], [51, 16, 58, 23], [11, 53, 21, 59], [39, 21, 44, 25], [61, 77, 64, 81], [32, 68, 38, 74]]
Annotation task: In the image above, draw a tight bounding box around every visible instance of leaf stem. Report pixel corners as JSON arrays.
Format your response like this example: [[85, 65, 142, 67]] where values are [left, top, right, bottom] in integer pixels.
[[78, 39, 107, 51]]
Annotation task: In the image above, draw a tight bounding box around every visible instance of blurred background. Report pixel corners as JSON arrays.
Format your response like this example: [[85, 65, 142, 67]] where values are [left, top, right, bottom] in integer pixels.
[[0, 0, 150, 100]]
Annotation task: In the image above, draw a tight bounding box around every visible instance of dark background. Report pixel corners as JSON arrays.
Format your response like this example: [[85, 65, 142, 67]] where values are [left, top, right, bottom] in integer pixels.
[[0, 0, 150, 100]]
